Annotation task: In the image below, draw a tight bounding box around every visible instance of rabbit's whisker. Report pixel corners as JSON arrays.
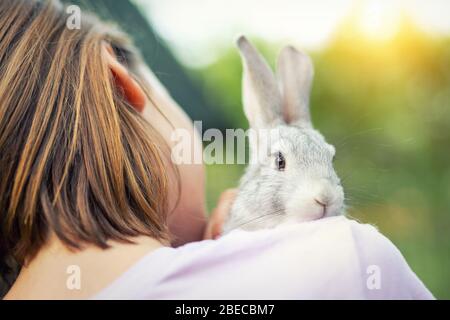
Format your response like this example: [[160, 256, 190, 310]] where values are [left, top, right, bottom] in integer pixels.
[[228, 210, 285, 232]]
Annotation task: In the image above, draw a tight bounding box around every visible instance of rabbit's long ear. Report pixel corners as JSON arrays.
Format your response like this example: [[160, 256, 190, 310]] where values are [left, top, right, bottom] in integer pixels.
[[277, 46, 314, 126], [237, 36, 282, 129]]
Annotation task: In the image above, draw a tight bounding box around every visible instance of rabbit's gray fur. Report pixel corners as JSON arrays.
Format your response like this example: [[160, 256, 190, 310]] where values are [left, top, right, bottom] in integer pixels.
[[223, 37, 345, 233]]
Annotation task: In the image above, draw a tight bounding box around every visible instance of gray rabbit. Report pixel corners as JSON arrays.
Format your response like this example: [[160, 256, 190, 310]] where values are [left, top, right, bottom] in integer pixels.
[[223, 36, 345, 233]]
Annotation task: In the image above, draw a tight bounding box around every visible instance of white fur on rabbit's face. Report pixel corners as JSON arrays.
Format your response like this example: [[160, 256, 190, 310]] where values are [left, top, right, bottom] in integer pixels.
[[223, 37, 345, 233]]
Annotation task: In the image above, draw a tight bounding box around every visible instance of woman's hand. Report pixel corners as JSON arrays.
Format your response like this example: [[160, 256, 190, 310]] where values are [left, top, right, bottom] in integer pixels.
[[203, 189, 237, 240]]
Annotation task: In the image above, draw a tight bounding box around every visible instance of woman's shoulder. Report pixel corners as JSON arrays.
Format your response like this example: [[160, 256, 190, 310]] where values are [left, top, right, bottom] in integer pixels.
[[94, 217, 433, 299]]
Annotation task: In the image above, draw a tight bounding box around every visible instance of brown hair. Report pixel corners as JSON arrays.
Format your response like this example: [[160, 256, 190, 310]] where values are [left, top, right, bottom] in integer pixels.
[[0, 0, 173, 274]]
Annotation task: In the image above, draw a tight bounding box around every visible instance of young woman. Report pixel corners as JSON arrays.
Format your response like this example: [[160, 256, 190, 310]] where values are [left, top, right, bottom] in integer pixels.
[[0, 0, 433, 299]]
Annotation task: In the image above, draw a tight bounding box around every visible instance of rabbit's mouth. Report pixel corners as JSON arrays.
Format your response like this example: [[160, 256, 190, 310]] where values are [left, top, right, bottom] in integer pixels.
[[311, 210, 326, 221], [292, 201, 344, 223], [317, 203, 328, 219], [293, 209, 326, 223], [300, 208, 339, 223]]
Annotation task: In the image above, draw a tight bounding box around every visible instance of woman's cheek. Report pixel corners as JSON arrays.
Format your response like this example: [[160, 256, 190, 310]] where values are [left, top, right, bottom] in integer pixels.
[[140, 66, 207, 244]]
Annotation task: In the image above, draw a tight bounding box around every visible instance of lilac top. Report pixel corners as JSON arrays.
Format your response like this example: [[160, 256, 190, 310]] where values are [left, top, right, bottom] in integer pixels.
[[93, 217, 433, 299]]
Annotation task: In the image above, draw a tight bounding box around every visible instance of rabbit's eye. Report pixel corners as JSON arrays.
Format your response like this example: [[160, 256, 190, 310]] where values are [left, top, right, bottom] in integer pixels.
[[275, 152, 286, 171]]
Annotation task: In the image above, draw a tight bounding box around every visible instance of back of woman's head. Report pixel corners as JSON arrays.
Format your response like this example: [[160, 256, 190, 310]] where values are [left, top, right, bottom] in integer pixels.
[[0, 0, 171, 274]]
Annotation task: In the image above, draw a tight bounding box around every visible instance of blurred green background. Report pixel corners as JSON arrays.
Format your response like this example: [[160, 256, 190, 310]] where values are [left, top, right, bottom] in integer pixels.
[[11, 0, 446, 299]]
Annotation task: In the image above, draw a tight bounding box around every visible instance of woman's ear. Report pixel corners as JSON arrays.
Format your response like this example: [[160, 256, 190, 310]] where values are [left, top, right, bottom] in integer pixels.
[[102, 42, 147, 112]]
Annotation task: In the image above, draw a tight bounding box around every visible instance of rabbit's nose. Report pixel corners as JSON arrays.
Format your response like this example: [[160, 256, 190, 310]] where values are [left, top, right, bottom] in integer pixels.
[[314, 198, 328, 208]]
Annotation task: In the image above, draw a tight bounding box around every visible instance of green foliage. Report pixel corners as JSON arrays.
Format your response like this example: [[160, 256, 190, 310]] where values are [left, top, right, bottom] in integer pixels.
[[196, 22, 450, 298]]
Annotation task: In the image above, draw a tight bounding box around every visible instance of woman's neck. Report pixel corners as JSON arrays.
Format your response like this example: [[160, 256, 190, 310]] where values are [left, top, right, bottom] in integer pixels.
[[4, 235, 165, 300]]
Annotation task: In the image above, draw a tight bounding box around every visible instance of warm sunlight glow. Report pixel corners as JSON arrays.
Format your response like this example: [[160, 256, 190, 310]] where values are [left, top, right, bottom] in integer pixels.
[[135, 0, 450, 67], [358, 0, 402, 41]]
